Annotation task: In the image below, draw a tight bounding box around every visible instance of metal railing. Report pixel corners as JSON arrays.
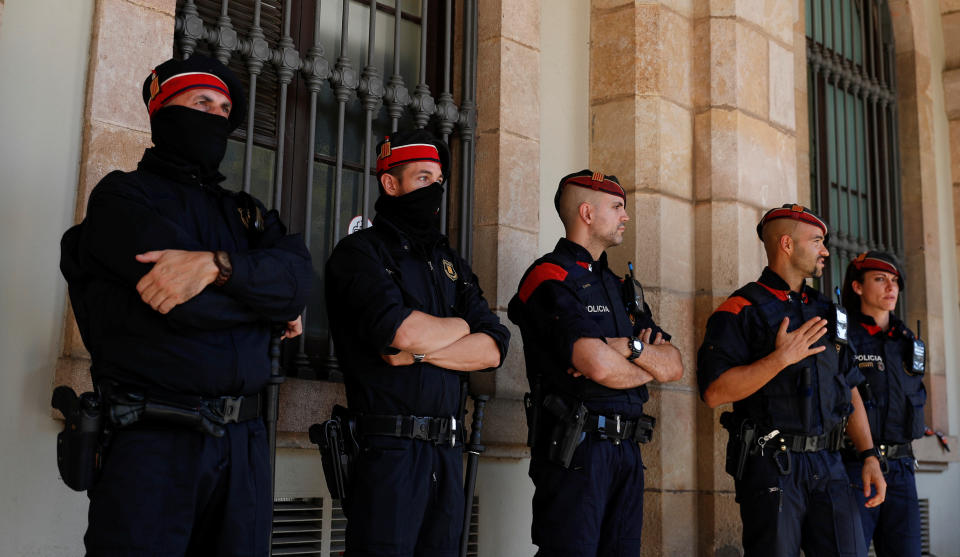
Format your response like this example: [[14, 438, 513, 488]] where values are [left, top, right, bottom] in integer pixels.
[[806, 0, 903, 294], [175, 0, 478, 379]]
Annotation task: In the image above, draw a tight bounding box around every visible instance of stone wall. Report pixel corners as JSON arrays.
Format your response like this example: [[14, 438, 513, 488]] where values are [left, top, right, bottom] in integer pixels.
[[945, 1, 960, 304], [890, 0, 954, 435]]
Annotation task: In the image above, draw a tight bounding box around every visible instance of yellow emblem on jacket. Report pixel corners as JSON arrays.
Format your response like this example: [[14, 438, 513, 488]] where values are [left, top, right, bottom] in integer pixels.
[[442, 259, 458, 281]]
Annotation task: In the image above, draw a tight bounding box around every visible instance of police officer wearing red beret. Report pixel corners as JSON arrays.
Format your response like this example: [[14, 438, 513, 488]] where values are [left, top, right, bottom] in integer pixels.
[[324, 128, 510, 557], [60, 55, 312, 555], [841, 251, 925, 557], [508, 170, 683, 556], [697, 204, 886, 556]]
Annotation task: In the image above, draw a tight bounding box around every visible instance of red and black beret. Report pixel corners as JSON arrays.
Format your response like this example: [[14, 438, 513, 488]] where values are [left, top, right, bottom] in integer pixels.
[[554, 169, 626, 213], [756, 203, 828, 239], [375, 128, 450, 178], [142, 54, 247, 132]]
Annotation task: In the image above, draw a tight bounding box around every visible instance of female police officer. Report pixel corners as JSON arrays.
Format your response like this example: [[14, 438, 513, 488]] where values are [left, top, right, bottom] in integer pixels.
[[841, 251, 926, 557]]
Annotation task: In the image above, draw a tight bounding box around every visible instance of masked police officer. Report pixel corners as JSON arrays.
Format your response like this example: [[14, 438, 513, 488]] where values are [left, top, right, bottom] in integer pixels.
[[59, 55, 312, 555], [508, 170, 683, 556], [841, 251, 925, 557], [697, 204, 886, 557], [324, 128, 510, 557]]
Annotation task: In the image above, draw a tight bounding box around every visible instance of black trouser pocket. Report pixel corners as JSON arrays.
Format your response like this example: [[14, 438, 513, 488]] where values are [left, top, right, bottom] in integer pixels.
[[827, 480, 862, 556]]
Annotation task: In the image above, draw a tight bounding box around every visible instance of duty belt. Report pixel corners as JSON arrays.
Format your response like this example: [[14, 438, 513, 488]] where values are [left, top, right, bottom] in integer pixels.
[[106, 388, 262, 437], [201, 394, 262, 424], [583, 412, 655, 445], [762, 420, 846, 454], [879, 442, 914, 460], [358, 414, 462, 447], [842, 441, 913, 462]]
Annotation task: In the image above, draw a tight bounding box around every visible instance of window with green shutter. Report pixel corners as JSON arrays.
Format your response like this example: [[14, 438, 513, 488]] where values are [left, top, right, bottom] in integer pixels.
[[806, 0, 903, 297]]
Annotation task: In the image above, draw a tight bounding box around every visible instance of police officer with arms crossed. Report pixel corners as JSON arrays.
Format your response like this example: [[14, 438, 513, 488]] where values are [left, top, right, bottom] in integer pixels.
[[840, 251, 926, 557], [324, 129, 510, 557], [508, 170, 683, 557], [59, 55, 312, 555], [697, 204, 886, 557]]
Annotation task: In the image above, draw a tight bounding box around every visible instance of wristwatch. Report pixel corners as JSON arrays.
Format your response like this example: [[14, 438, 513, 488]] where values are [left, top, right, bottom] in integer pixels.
[[858, 447, 881, 462], [212, 250, 233, 287], [627, 337, 644, 361]]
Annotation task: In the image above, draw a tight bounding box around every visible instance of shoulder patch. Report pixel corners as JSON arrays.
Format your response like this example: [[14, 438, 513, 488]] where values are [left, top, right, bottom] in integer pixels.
[[756, 282, 790, 301], [518, 262, 568, 303], [715, 295, 752, 315]]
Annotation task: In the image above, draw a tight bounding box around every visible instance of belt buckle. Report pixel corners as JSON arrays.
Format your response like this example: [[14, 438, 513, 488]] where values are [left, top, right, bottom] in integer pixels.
[[449, 415, 457, 447], [413, 416, 430, 439], [221, 396, 243, 424]]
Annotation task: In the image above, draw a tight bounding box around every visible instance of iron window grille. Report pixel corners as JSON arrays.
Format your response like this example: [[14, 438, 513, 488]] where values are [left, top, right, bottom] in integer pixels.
[[805, 0, 903, 297], [174, 0, 478, 380]]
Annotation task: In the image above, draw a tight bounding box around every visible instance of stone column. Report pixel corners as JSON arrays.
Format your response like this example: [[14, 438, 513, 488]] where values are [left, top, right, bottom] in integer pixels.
[[890, 0, 953, 434], [588, 1, 699, 554], [472, 0, 541, 455], [54, 0, 176, 393], [692, 1, 799, 554], [942, 3, 960, 309]]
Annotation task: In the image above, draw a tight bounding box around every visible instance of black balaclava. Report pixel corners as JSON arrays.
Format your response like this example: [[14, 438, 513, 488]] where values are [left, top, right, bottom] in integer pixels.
[[150, 105, 229, 182], [375, 181, 445, 250]]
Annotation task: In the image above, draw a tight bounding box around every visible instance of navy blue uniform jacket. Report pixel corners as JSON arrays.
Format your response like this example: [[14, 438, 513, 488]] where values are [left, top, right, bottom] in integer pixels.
[[325, 216, 509, 417], [60, 149, 312, 397], [508, 238, 670, 418], [848, 313, 927, 444], [697, 268, 863, 435]]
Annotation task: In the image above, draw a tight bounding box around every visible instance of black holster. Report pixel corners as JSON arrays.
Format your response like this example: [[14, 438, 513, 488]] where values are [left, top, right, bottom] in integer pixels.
[[720, 411, 755, 481], [52, 386, 106, 492], [309, 405, 359, 511], [543, 394, 588, 469]]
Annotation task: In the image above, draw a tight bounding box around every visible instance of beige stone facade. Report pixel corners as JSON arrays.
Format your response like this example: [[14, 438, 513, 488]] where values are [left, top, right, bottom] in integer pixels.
[[2, 0, 959, 555]]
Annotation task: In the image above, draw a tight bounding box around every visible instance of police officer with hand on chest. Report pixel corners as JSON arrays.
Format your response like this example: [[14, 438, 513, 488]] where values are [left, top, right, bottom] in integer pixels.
[[59, 54, 312, 556], [841, 251, 926, 557], [508, 170, 683, 557], [697, 204, 885, 557], [324, 128, 510, 557]]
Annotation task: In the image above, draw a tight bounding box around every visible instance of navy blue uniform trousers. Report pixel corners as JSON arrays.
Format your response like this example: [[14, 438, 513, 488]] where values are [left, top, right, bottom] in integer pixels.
[[845, 458, 921, 557], [529, 434, 645, 557], [736, 450, 865, 557], [85, 420, 270, 557], [345, 436, 463, 557]]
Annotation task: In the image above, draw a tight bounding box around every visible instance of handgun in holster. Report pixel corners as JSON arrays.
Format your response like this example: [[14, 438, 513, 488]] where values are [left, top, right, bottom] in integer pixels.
[[52, 385, 106, 492], [543, 393, 588, 469], [720, 411, 755, 481], [309, 405, 359, 512]]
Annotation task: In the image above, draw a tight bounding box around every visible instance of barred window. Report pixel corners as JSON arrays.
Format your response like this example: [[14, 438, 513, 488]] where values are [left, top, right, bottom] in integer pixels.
[[174, 0, 478, 379], [805, 0, 903, 296]]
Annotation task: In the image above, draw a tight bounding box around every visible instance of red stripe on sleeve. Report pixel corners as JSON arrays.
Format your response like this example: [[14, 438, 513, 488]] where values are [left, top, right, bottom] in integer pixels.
[[518, 263, 568, 303], [714, 296, 752, 315]]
